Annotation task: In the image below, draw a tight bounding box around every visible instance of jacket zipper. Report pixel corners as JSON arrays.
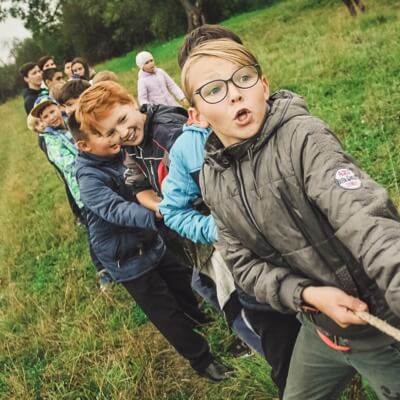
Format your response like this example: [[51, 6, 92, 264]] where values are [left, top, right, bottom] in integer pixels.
[[233, 160, 281, 256], [138, 147, 160, 194]]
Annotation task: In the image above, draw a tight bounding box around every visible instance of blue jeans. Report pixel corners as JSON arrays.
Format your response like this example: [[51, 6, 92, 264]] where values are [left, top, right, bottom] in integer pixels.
[[191, 269, 264, 356]]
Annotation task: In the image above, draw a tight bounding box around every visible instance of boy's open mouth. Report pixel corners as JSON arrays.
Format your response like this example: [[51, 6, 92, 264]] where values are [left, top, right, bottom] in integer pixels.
[[234, 108, 252, 125]]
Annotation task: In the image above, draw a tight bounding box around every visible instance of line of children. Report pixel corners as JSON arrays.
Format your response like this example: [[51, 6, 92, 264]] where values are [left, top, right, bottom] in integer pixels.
[[180, 36, 400, 399], [21, 24, 400, 399], [71, 84, 232, 381]]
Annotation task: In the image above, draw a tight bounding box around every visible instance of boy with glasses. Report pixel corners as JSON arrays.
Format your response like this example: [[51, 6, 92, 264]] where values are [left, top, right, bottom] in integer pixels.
[[181, 37, 400, 399]]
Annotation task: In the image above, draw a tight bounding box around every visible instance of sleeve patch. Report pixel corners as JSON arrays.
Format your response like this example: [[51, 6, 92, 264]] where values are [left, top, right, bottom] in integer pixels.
[[335, 168, 362, 190]]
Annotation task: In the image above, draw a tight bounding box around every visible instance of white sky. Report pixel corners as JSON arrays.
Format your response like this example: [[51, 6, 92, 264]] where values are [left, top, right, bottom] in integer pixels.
[[0, 16, 31, 64]]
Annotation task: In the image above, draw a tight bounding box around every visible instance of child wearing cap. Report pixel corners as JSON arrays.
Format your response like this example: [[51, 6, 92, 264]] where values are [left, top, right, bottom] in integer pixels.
[[136, 51, 188, 107], [31, 95, 83, 212]]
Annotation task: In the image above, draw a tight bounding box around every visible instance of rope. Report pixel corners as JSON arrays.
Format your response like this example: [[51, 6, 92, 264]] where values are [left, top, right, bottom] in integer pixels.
[[354, 310, 400, 342]]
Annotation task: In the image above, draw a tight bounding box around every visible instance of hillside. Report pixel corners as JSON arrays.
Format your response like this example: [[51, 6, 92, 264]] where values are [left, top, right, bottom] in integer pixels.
[[1, 0, 399, 398]]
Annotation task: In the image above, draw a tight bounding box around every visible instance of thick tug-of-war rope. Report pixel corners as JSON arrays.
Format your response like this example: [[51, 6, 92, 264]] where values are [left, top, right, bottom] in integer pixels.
[[355, 310, 400, 342]]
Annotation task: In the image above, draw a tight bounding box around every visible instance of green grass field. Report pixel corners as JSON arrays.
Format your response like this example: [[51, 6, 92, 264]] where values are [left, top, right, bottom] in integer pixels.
[[1, 0, 399, 398]]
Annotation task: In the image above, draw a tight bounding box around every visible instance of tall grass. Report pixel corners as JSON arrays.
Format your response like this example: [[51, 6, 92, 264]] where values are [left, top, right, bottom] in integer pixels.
[[1, 0, 399, 398]]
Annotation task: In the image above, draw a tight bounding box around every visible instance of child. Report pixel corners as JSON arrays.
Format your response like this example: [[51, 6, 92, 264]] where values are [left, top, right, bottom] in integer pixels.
[[92, 70, 119, 84], [31, 95, 112, 291], [63, 59, 73, 79], [181, 37, 400, 399], [71, 57, 95, 82], [42, 68, 66, 96], [72, 89, 231, 381], [160, 25, 300, 398], [27, 113, 46, 134], [136, 51, 188, 107], [38, 55, 56, 71], [19, 62, 47, 114], [57, 79, 91, 116], [31, 95, 83, 215]]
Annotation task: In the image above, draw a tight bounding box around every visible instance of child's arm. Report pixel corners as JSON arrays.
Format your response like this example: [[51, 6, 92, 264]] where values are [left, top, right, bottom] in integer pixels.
[[78, 169, 156, 230], [160, 133, 217, 244], [44, 134, 83, 208], [136, 189, 162, 219], [213, 212, 315, 314], [137, 77, 149, 105], [302, 286, 368, 327], [295, 119, 400, 317], [160, 68, 186, 102]]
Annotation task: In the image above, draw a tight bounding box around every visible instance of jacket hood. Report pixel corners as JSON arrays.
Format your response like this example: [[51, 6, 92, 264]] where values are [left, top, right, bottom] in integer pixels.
[[182, 123, 211, 138], [204, 90, 310, 170]]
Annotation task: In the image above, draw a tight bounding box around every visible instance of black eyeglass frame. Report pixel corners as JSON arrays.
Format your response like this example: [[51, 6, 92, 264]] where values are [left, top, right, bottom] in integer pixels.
[[193, 63, 261, 104]]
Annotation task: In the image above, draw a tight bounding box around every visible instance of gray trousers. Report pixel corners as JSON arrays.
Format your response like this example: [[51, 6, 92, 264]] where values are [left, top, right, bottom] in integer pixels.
[[283, 318, 400, 400]]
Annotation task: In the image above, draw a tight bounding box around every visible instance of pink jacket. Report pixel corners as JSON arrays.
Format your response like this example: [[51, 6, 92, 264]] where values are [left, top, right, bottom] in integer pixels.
[[137, 68, 185, 107]]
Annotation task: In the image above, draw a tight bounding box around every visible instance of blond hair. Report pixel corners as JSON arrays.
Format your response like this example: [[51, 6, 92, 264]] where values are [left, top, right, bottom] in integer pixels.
[[181, 38, 259, 104], [27, 114, 42, 133], [92, 70, 119, 85], [77, 81, 136, 136]]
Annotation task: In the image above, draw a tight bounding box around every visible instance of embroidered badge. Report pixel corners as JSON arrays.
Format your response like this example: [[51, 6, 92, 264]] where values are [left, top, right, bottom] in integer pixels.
[[335, 168, 362, 190]]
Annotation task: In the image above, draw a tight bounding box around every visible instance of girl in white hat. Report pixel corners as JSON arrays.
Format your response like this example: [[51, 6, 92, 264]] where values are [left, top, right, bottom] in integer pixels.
[[136, 51, 188, 107]]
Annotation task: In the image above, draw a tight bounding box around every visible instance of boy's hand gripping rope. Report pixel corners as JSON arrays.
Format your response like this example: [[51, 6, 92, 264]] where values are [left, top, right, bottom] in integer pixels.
[[354, 310, 400, 342]]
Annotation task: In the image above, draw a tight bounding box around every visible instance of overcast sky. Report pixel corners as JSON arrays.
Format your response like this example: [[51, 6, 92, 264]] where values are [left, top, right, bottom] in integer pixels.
[[0, 16, 31, 64]]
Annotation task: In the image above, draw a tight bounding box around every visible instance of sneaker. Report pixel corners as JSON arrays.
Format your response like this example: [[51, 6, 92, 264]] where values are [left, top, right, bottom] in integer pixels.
[[98, 269, 113, 292], [196, 360, 233, 382], [227, 337, 253, 358]]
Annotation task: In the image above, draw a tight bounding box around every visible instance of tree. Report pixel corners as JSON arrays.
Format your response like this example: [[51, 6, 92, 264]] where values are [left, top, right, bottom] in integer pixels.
[[179, 0, 206, 32]]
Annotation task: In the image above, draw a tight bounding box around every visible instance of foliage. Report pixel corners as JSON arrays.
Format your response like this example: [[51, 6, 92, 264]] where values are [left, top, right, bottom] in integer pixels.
[[0, 0, 274, 103], [0, 0, 399, 398]]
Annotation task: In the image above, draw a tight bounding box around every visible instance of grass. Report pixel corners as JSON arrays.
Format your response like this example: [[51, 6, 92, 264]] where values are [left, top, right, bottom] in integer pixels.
[[1, 0, 399, 398]]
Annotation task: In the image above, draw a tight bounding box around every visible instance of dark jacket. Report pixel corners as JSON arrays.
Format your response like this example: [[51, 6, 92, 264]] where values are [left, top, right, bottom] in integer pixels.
[[22, 87, 48, 115], [124, 104, 188, 196], [201, 90, 400, 349], [75, 150, 165, 282]]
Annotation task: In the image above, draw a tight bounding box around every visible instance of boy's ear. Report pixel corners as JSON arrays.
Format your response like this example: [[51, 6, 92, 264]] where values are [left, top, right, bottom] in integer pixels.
[[76, 140, 90, 152], [187, 106, 209, 128], [261, 75, 270, 101]]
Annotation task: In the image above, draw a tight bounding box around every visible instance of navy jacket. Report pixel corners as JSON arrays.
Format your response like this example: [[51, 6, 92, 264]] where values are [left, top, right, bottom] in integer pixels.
[[75, 150, 165, 282], [124, 104, 188, 196]]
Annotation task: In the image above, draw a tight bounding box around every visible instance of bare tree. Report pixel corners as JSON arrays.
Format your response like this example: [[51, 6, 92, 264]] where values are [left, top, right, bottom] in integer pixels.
[[342, 0, 366, 16], [179, 0, 206, 32]]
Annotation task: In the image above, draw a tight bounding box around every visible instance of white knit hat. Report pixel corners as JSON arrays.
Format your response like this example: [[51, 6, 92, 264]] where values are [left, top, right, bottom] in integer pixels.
[[135, 51, 153, 69]]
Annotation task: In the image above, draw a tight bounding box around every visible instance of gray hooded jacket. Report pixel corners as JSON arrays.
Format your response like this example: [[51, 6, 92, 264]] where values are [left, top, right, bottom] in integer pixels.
[[201, 91, 400, 349]]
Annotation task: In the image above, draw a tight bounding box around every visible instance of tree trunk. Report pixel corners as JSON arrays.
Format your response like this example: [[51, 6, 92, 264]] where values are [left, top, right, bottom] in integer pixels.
[[179, 0, 206, 32]]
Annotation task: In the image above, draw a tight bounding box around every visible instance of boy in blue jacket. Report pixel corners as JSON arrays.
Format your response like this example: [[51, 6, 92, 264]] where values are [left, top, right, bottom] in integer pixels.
[[31, 94, 112, 291], [72, 85, 230, 381]]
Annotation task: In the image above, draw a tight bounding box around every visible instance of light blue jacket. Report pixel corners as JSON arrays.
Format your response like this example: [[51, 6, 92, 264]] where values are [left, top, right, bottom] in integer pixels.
[[159, 124, 217, 244]]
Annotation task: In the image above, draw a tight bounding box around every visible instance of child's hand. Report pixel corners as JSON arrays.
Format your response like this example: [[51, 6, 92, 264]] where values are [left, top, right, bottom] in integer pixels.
[[302, 286, 368, 328]]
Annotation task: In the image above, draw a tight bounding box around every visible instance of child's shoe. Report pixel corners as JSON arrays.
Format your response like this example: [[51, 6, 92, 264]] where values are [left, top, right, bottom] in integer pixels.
[[196, 360, 233, 381], [227, 337, 253, 358], [98, 269, 113, 292]]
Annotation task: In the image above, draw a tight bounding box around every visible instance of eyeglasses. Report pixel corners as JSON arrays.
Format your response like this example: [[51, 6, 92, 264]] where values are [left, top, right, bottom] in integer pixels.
[[194, 64, 261, 104]]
